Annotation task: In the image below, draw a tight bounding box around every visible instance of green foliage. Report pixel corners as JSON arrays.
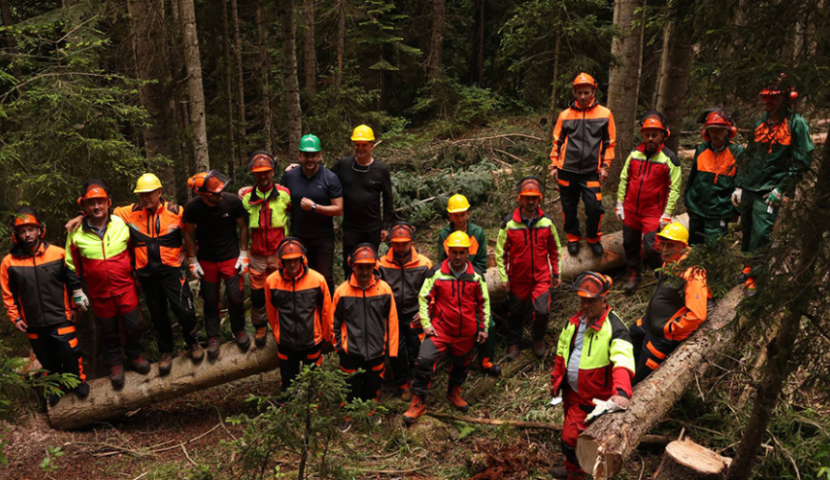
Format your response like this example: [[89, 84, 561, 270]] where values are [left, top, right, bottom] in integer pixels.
[[39, 445, 64, 473], [410, 77, 503, 137]]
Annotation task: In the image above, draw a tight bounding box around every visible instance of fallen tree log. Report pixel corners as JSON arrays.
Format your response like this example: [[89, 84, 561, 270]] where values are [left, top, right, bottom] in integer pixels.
[[576, 285, 743, 479], [47, 341, 279, 430], [655, 439, 732, 480]]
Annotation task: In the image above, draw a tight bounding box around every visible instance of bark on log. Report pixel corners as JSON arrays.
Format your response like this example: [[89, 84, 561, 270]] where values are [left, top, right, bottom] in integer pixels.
[[47, 341, 279, 430], [656, 440, 731, 480], [576, 286, 744, 479]]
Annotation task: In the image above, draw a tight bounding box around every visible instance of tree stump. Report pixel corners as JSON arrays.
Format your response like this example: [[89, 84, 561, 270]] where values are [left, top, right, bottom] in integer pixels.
[[657, 439, 732, 480]]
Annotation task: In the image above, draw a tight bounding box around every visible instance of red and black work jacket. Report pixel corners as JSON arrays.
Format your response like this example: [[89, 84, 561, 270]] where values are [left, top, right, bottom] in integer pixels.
[[114, 198, 185, 276], [642, 263, 713, 342], [332, 273, 399, 360], [265, 265, 332, 351], [495, 207, 561, 285], [377, 248, 433, 323], [417, 259, 489, 338], [617, 143, 682, 219], [1, 241, 81, 328]]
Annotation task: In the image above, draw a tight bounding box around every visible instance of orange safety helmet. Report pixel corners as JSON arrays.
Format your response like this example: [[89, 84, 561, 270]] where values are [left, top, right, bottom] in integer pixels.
[[189, 170, 231, 196], [638, 110, 671, 138], [571, 271, 612, 299], [187, 172, 208, 193], [277, 237, 307, 260], [389, 222, 415, 243], [573, 72, 598, 90], [696, 108, 737, 141], [349, 243, 378, 265], [249, 151, 276, 173], [77, 180, 112, 207], [517, 176, 544, 199], [10, 206, 46, 244], [760, 73, 799, 100]]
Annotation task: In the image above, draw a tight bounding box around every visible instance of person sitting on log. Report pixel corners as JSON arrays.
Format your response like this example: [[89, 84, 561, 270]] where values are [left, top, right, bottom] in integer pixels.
[[496, 177, 561, 360], [404, 231, 490, 425], [549, 271, 634, 480], [377, 221, 433, 401], [2, 207, 89, 404], [437, 194, 501, 377], [265, 237, 332, 394], [629, 223, 713, 386]]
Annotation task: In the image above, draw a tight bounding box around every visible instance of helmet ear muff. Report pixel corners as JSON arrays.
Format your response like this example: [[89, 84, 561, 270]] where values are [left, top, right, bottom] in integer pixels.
[[702, 129, 710, 142], [728, 126, 737, 139]]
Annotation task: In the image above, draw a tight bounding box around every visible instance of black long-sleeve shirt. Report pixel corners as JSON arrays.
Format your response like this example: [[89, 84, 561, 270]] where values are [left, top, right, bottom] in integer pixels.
[[331, 155, 394, 232]]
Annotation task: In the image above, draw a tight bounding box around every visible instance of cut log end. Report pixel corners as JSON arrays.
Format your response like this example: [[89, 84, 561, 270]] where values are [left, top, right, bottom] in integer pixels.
[[576, 435, 622, 480], [657, 439, 731, 480]]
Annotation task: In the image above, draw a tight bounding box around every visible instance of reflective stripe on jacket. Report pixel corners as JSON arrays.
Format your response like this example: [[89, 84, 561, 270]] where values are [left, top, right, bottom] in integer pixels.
[[265, 265, 332, 350], [240, 184, 291, 256], [418, 259, 489, 337], [549, 99, 617, 174], [65, 215, 136, 301], [333, 273, 398, 360], [495, 207, 561, 284], [617, 144, 681, 218], [113, 198, 184, 274], [684, 141, 743, 219], [550, 307, 635, 401], [643, 263, 713, 342], [378, 248, 433, 321]]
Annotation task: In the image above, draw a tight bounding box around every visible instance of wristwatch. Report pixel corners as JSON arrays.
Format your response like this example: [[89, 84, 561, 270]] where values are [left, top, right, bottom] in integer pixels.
[[312, 202, 318, 211]]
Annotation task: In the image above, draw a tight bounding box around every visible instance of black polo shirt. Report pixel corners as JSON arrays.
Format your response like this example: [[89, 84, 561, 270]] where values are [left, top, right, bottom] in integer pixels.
[[280, 165, 343, 238]]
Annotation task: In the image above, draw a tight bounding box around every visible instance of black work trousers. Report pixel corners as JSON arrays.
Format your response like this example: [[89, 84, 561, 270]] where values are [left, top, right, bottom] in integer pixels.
[[342, 228, 381, 279], [630, 319, 681, 386], [297, 234, 336, 294], [389, 313, 420, 388], [411, 334, 475, 398], [98, 307, 143, 367], [558, 170, 604, 244], [28, 321, 86, 383], [277, 342, 323, 391], [339, 353, 385, 403], [138, 269, 198, 353]]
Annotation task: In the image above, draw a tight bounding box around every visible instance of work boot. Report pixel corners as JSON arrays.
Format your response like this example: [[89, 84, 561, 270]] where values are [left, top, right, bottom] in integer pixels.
[[207, 337, 221, 359], [551, 466, 569, 480], [567, 242, 580, 256], [74, 382, 90, 399], [128, 355, 151, 374], [338, 417, 352, 433], [505, 344, 521, 362], [190, 342, 205, 362], [235, 331, 251, 351], [589, 241, 604, 257], [481, 360, 502, 377], [533, 340, 546, 359], [400, 385, 413, 402], [255, 326, 268, 347], [403, 395, 426, 425], [624, 268, 641, 295], [47, 393, 61, 407], [158, 352, 173, 376], [110, 364, 125, 389], [446, 385, 469, 412]]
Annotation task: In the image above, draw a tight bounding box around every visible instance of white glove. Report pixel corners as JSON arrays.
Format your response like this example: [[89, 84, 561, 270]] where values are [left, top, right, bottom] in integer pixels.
[[72, 289, 89, 311], [615, 202, 624, 221], [659, 213, 672, 229], [731, 188, 743, 208], [189, 257, 204, 279], [235, 250, 250, 275]]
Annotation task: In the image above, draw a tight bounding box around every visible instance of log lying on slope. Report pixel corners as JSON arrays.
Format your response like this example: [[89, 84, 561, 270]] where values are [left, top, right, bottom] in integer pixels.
[[576, 285, 744, 479]]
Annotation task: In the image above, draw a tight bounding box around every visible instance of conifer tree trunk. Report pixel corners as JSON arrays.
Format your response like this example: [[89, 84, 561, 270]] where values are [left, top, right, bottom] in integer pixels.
[[476, 0, 484, 85], [256, 0, 273, 152], [606, 0, 644, 191], [177, 0, 210, 172], [427, 0, 445, 80], [231, 0, 247, 159], [221, 0, 237, 177], [277, 0, 303, 155], [335, 0, 345, 89], [302, 0, 317, 96], [655, 19, 693, 154], [546, 29, 562, 141]]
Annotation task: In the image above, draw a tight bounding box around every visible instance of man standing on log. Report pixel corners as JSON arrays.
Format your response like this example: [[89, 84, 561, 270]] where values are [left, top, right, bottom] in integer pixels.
[[184, 171, 250, 358], [66, 173, 204, 374], [2, 207, 89, 404], [684, 109, 743, 246], [496, 177, 561, 360], [331, 125, 394, 280], [549, 72, 616, 258], [240, 152, 292, 348], [550, 271, 634, 480], [280, 134, 343, 294], [378, 222, 433, 400], [731, 74, 814, 295], [616, 111, 681, 294], [437, 194, 501, 377], [265, 237, 332, 393], [66, 181, 150, 389], [332, 244, 398, 430], [629, 223, 712, 386], [404, 231, 490, 425]]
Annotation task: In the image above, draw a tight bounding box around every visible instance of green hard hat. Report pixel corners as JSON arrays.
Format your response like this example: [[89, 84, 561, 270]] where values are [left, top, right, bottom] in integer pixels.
[[299, 134, 321, 152]]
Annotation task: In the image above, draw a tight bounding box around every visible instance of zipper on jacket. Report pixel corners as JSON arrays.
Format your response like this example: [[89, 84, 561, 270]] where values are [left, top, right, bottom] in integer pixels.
[[588, 331, 595, 357], [32, 251, 45, 325], [362, 287, 368, 358], [291, 276, 298, 349], [457, 276, 463, 337]]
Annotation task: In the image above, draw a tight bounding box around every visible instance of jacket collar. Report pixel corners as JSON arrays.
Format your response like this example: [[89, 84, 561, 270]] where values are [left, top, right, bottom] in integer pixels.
[[348, 271, 379, 290], [512, 206, 545, 225], [439, 258, 474, 276], [568, 305, 611, 332], [10, 240, 49, 258], [144, 197, 167, 214], [249, 184, 277, 204], [568, 97, 599, 112], [636, 143, 665, 158], [384, 247, 422, 268], [279, 264, 308, 282]]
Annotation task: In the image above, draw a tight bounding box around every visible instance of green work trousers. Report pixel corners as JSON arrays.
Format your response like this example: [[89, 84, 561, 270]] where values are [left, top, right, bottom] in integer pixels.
[[740, 189, 779, 254], [688, 212, 729, 246]]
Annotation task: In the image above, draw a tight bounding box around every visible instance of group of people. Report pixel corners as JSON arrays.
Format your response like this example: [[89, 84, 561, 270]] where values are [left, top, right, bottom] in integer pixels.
[[1, 69, 813, 478]]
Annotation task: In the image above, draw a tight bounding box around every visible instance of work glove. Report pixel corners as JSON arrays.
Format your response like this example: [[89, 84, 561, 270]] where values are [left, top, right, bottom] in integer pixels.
[[615, 202, 625, 221], [659, 213, 672, 229], [731, 188, 743, 208], [235, 250, 250, 276], [189, 257, 204, 279], [764, 188, 783, 206], [72, 289, 89, 311]]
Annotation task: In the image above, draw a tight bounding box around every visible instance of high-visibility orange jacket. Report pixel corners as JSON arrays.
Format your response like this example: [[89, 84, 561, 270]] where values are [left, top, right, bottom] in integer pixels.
[[265, 265, 332, 351], [332, 274, 399, 360], [550, 98, 617, 174], [643, 262, 713, 342], [113, 198, 185, 275]]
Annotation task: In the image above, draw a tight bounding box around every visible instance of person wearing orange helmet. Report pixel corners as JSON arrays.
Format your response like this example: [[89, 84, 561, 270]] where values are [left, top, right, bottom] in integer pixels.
[[265, 237, 333, 393], [66, 181, 150, 388], [550, 73, 617, 257], [684, 109, 744, 245], [616, 111, 681, 294], [549, 271, 634, 480], [2, 207, 89, 404], [183, 170, 250, 358]]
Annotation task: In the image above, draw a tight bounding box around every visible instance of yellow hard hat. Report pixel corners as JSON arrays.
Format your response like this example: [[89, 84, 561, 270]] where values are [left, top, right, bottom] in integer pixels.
[[134, 173, 163, 193], [657, 222, 689, 245], [351, 124, 375, 142], [447, 194, 471, 213], [446, 231, 472, 249]]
